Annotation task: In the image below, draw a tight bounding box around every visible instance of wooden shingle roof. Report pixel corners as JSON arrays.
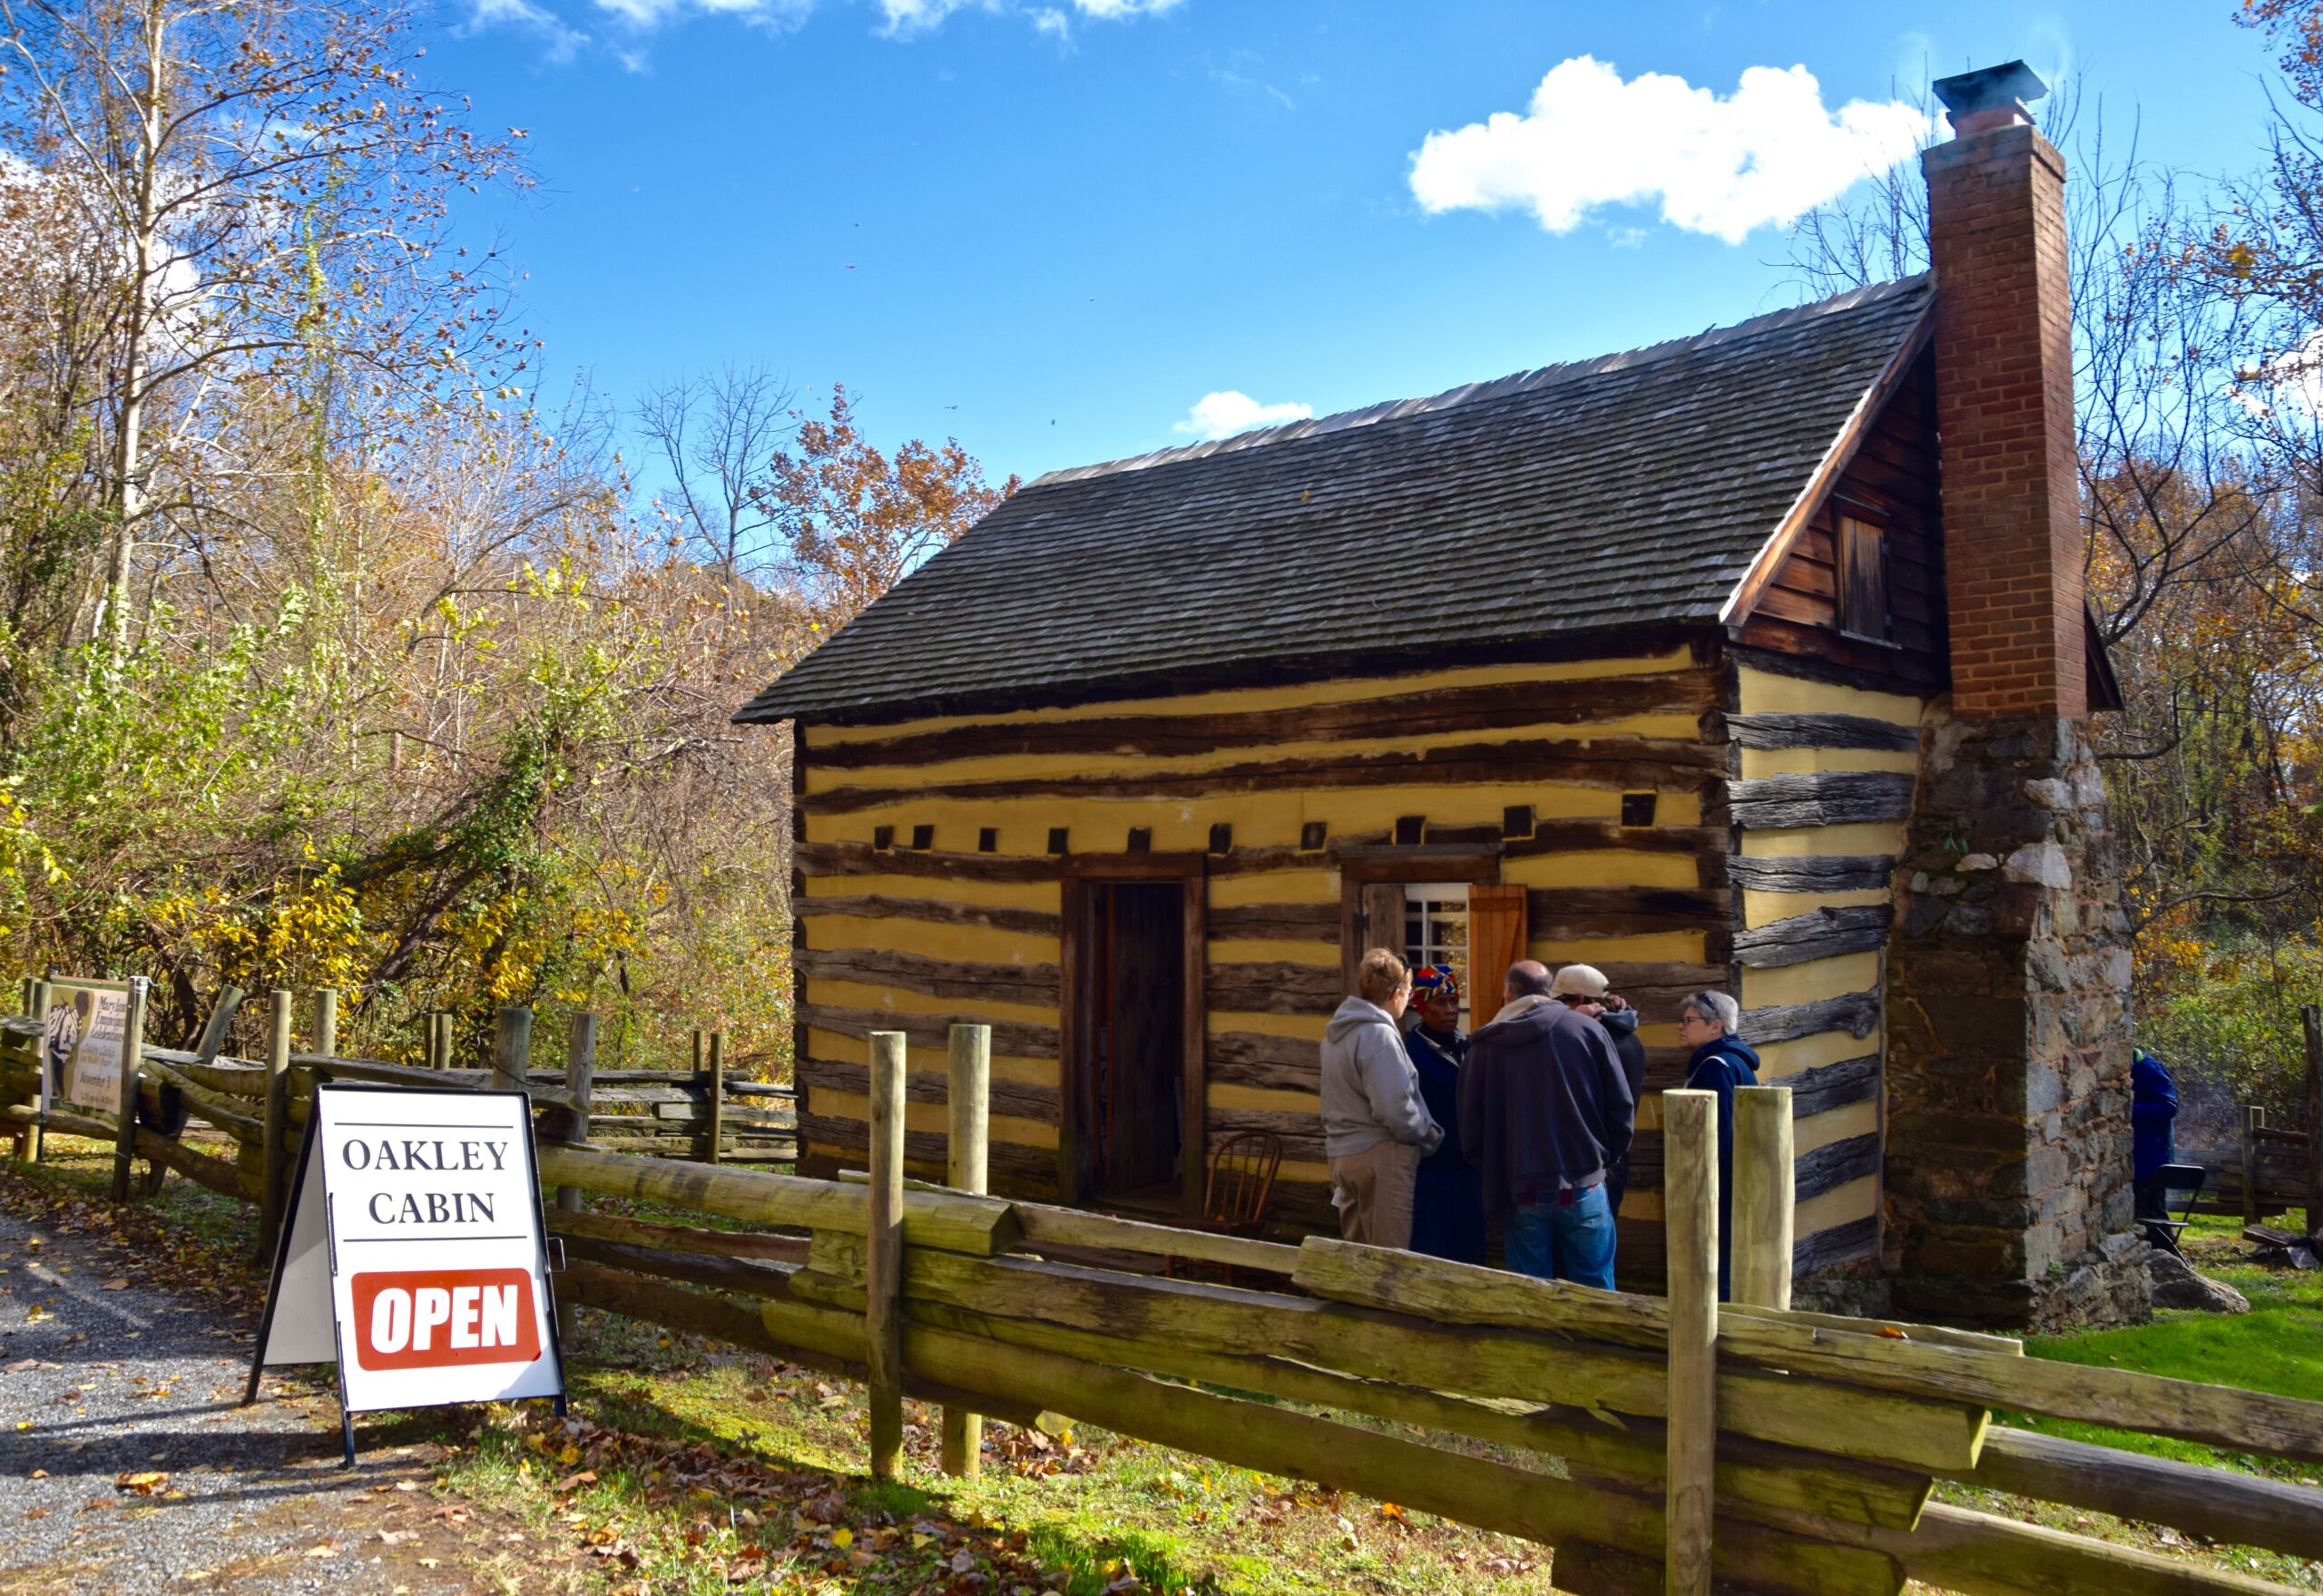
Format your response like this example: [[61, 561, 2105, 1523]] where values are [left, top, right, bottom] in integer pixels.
[[736, 274, 1936, 726]]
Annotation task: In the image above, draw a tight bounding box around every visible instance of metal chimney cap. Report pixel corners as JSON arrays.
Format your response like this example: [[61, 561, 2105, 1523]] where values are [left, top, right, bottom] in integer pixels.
[[1932, 61, 2049, 121]]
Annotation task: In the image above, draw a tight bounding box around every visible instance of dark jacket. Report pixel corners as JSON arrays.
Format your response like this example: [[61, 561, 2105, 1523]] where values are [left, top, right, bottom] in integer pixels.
[[1684, 1033, 1762, 1196], [1405, 1023, 1471, 1170], [1599, 1006, 1649, 1207], [2132, 1050, 2179, 1182], [1459, 996, 1636, 1224], [1406, 1023, 1487, 1265]]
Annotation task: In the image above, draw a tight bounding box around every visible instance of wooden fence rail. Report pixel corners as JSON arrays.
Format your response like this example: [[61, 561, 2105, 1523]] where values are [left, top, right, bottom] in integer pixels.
[[5, 997, 2321, 1596]]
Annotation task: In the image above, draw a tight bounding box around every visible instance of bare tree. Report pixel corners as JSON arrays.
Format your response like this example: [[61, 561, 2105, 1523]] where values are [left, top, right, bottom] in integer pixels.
[[0, 0, 525, 657], [634, 363, 797, 588]]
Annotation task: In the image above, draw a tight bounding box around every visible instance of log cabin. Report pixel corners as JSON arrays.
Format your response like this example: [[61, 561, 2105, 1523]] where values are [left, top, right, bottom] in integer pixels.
[[737, 62, 2138, 1324]]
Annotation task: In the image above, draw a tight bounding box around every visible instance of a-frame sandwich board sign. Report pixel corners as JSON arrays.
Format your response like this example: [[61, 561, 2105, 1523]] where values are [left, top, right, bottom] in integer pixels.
[[245, 1082, 567, 1464]]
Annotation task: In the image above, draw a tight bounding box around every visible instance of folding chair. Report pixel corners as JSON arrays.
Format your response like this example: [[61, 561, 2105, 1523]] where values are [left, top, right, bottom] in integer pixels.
[[2142, 1162, 2208, 1256]]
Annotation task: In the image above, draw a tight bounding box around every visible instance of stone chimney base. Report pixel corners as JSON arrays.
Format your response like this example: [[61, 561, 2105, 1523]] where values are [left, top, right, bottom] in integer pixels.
[[1884, 709, 2146, 1330]]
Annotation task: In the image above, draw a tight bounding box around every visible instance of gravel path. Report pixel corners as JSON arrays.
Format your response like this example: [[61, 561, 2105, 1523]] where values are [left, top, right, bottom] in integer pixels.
[[0, 1186, 539, 1595]]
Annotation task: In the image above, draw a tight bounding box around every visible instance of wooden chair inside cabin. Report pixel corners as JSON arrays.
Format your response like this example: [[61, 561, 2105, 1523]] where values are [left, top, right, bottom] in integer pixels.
[[1164, 1131, 1284, 1288]]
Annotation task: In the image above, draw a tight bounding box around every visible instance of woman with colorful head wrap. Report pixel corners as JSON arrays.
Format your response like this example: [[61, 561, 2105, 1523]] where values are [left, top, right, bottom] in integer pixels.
[[1403, 964, 1487, 1264]]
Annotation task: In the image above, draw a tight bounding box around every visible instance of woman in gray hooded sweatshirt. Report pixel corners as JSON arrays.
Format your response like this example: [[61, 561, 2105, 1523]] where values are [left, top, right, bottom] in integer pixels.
[[1320, 948, 1444, 1248]]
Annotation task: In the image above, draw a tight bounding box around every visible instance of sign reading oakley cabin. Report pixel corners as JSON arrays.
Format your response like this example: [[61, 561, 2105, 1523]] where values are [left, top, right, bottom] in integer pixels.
[[248, 1082, 564, 1458]]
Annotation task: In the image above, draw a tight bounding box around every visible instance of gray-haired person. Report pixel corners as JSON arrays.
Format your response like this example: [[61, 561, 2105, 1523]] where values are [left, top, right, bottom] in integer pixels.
[[1677, 990, 1759, 1300]]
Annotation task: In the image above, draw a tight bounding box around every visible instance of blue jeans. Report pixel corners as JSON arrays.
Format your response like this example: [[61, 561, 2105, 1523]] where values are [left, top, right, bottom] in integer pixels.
[[1504, 1184, 1616, 1288]]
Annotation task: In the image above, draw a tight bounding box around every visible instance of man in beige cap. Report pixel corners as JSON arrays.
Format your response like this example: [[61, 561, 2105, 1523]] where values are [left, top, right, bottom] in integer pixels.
[[1551, 965, 1648, 1218]]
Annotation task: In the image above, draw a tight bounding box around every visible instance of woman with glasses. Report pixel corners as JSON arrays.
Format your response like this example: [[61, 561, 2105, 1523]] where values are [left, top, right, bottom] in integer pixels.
[[1677, 990, 1759, 1300]]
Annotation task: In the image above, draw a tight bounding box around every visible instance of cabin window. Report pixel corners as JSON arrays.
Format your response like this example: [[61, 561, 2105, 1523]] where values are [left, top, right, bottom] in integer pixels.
[[1838, 515, 1891, 642], [1300, 821, 1328, 851], [1621, 791, 1657, 828], [872, 825, 895, 851], [977, 827, 998, 853], [910, 824, 935, 850]]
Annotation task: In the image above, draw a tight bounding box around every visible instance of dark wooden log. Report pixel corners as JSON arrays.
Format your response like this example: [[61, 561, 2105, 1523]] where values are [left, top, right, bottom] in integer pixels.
[[1726, 772, 1916, 830], [1207, 1112, 1325, 1163], [1505, 821, 1729, 858], [798, 1056, 1059, 1121], [1727, 713, 1919, 754], [1793, 1215, 1880, 1276], [1207, 1039, 1319, 1092], [1208, 902, 1340, 942], [795, 1111, 1062, 1195], [795, 895, 1063, 936], [1205, 962, 1343, 1016], [802, 738, 1727, 816], [798, 1003, 1060, 1058], [1733, 905, 1893, 969], [1783, 1053, 1881, 1118], [1741, 989, 1881, 1046], [1795, 1132, 1881, 1203], [1726, 856, 1896, 895], [798, 839, 1061, 883], [795, 947, 1062, 1007], [809, 672, 1722, 769], [1527, 887, 1731, 938]]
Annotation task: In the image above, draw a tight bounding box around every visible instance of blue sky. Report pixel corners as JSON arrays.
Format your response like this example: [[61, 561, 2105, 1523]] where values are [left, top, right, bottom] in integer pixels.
[[432, 0, 2290, 491]]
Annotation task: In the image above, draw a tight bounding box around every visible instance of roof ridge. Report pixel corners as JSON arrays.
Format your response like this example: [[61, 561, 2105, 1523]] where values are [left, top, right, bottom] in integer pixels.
[[1027, 274, 1932, 490]]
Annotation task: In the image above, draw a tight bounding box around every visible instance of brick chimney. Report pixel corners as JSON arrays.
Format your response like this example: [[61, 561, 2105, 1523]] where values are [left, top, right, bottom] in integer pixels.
[[1923, 62, 2085, 719], [1880, 64, 2143, 1330]]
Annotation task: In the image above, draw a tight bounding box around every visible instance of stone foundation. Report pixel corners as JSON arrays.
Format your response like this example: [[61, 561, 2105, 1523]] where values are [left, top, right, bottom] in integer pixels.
[[1884, 709, 2143, 1328]]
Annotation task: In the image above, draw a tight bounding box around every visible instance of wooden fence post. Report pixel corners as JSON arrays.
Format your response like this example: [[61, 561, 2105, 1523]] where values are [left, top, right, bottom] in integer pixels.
[[941, 1023, 992, 1478], [313, 988, 338, 1062], [1731, 1085, 1794, 1311], [706, 1030, 726, 1166], [2304, 1004, 2323, 1240], [109, 977, 149, 1203], [191, 984, 243, 1066], [19, 977, 47, 1164], [257, 989, 294, 1258], [1662, 1087, 1718, 1596], [493, 1007, 533, 1093], [2244, 1106, 2265, 1229], [558, 1010, 596, 1343], [867, 1028, 907, 1481]]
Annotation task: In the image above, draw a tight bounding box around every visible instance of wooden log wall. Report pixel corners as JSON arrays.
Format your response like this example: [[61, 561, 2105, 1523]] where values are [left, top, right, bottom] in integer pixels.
[[1713, 663, 1922, 1285], [793, 643, 1732, 1227]]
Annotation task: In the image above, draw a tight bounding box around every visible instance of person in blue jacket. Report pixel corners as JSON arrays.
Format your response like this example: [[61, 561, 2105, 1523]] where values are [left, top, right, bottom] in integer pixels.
[[1403, 964, 1486, 1264], [1678, 990, 1759, 1301], [2132, 1047, 2181, 1243]]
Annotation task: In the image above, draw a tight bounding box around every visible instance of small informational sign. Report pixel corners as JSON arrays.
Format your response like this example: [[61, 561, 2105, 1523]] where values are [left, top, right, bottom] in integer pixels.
[[45, 977, 134, 1113], [248, 1082, 564, 1460]]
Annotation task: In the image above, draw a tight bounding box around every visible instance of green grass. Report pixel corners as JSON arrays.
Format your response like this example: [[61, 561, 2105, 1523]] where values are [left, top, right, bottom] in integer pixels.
[[2012, 1212, 2323, 1477], [436, 1308, 1554, 1596]]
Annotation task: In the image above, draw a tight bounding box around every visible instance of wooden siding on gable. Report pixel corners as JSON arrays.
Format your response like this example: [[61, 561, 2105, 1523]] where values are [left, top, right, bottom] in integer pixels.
[[1734, 348, 1946, 699]]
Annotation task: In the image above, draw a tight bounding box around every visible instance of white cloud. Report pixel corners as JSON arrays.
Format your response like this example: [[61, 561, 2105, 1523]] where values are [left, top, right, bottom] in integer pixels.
[[466, 0, 589, 62], [1174, 391, 1313, 441], [1408, 56, 1930, 245], [877, 0, 1169, 36]]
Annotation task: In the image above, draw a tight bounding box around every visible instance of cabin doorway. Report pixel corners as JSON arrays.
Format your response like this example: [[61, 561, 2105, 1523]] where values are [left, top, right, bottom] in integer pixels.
[[1071, 880, 1187, 1209]]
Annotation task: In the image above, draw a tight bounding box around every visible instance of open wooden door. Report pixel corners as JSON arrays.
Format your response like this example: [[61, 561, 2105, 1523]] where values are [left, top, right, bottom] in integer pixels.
[[1467, 885, 1528, 1004]]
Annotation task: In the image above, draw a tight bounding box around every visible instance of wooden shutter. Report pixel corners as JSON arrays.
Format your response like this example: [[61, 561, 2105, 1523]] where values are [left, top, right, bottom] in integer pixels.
[[1838, 516, 1890, 641], [1467, 884, 1528, 1005]]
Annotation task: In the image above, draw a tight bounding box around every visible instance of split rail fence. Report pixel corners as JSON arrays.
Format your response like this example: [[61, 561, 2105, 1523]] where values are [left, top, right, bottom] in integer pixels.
[[7, 996, 2323, 1595], [0, 984, 796, 1251]]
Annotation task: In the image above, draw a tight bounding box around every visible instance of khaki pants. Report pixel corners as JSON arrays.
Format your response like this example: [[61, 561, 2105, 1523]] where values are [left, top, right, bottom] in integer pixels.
[[1329, 1141, 1421, 1250]]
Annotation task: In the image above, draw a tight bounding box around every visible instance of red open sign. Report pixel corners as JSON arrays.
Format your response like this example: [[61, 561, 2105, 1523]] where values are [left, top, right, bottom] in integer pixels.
[[350, 1268, 542, 1371]]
